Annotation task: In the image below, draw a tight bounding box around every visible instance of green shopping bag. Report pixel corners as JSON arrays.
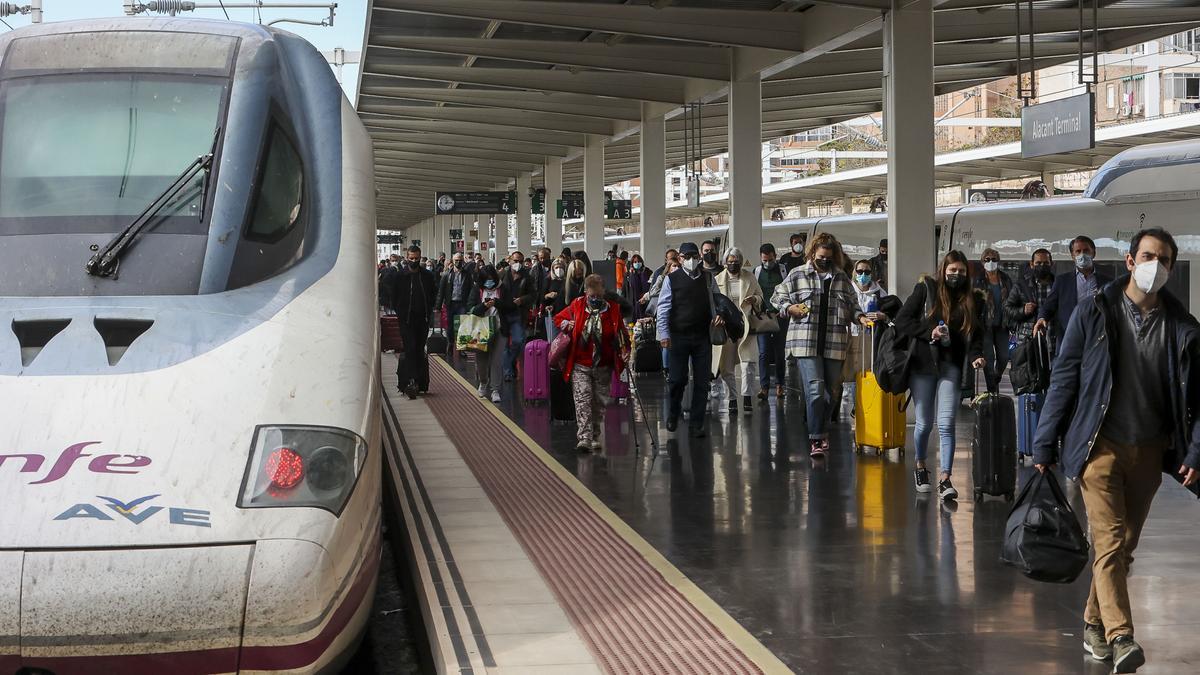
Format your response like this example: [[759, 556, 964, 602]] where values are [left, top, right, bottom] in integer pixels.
[[455, 314, 494, 352]]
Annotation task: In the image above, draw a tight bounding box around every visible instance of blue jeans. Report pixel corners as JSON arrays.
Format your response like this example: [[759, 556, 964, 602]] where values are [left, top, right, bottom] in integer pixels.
[[668, 332, 713, 430], [502, 315, 526, 377], [909, 365, 962, 474], [796, 356, 844, 440], [757, 329, 786, 388]]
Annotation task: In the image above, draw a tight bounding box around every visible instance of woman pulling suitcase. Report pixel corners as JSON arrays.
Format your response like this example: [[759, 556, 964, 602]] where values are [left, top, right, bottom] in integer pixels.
[[894, 251, 986, 501]]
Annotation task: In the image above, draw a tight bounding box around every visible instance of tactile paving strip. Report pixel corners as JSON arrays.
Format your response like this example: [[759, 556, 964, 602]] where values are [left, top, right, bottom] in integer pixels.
[[424, 359, 763, 675]]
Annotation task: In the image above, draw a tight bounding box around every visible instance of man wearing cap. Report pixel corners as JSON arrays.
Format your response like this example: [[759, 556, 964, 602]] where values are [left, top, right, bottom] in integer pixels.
[[656, 242, 723, 437]]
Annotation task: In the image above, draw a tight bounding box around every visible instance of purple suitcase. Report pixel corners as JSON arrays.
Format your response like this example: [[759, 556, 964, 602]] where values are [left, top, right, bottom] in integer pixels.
[[610, 368, 631, 402], [523, 339, 550, 402]]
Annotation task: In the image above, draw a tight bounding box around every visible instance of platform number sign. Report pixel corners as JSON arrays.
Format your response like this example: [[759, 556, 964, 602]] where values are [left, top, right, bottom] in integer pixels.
[[606, 199, 632, 220]]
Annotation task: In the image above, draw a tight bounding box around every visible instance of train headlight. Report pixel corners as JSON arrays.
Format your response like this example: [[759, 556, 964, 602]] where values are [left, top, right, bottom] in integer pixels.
[[238, 426, 366, 515]]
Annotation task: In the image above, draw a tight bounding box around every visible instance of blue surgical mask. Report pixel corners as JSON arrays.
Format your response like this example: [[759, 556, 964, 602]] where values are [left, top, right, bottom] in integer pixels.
[[855, 272, 871, 286], [632, 262, 643, 270], [484, 279, 497, 289]]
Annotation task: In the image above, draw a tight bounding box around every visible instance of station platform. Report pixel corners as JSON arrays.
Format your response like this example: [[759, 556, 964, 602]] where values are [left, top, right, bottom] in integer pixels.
[[384, 351, 1200, 674]]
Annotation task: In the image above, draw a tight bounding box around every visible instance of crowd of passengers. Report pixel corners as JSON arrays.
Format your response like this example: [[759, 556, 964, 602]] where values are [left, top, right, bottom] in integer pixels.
[[381, 226, 1200, 674]]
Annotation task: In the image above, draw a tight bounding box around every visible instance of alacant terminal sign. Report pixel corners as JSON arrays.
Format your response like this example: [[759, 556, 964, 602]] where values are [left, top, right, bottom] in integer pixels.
[[435, 191, 516, 215], [1021, 92, 1095, 159]]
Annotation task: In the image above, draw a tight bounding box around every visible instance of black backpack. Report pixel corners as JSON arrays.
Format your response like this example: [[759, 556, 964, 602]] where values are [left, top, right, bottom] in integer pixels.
[[872, 282, 932, 395], [1010, 332, 1051, 394], [873, 323, 914, 395]]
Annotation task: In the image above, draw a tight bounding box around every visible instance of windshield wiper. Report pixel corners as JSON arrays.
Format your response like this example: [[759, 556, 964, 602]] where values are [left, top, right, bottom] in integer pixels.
[[85, 131, 219, 279]]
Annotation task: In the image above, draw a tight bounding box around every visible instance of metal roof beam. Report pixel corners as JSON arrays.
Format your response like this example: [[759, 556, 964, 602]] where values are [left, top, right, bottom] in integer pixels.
[[362, 61, 698, 104], [361, 115, 588, 147], [368, 130, 571, 158], [358, 101, 618, 135], [372, 0, 855, 52], [368, 35, 733, 80], [374, 160, 523, 181], [374, 149, 541, 173], [357, 85, 642, 121]]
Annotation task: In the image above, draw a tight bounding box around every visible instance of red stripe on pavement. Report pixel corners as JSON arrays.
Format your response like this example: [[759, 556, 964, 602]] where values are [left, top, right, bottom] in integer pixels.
[[424, 360, 761, 675]]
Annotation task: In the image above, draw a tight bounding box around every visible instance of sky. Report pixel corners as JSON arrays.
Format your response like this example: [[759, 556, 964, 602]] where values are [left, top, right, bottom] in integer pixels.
[[0, 0, 368, 101]]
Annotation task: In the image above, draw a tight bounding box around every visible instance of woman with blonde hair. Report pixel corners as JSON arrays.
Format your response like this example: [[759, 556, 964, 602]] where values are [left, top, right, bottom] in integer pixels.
[[771, 232, 869, 458], [713, 246, 763, 415]]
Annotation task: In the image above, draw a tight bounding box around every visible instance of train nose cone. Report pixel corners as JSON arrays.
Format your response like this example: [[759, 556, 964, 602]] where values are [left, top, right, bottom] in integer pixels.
[[17, 545, 253, 671]]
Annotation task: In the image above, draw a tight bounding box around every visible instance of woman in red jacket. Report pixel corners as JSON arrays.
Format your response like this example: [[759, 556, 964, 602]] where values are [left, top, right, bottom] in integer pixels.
[[554, 274, 630, 453]]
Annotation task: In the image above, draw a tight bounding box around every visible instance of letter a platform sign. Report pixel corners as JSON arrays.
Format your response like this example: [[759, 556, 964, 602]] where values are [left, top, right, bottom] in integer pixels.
[[1021, 92, 1094, 159]]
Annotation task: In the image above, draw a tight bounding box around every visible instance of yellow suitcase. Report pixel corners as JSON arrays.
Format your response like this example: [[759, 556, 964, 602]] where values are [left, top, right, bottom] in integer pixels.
[[854, 328, 907, 452]]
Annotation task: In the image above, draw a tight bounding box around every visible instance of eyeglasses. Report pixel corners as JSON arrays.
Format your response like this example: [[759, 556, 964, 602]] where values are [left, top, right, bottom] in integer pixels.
[[855, 269, 871, 275], [982, 257, 999, 263]]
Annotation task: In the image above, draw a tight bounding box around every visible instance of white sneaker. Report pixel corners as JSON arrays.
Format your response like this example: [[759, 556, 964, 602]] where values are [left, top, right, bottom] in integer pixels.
[[490, 390, 502, 403], [477, 384, 487, 398]]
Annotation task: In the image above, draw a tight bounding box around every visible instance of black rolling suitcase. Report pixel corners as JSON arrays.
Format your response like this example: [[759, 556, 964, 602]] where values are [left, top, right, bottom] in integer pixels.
[[550, 367, 576, 421], [633, 342, 662, 373], [971, 388, 1017, 502]]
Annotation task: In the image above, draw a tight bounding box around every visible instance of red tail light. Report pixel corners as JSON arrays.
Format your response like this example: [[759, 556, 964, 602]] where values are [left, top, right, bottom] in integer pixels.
[[265, 446, 304, 490]]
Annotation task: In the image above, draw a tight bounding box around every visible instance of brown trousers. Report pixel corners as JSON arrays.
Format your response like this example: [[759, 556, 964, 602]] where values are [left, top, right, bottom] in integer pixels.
[[1079, 435, 1165, 642]]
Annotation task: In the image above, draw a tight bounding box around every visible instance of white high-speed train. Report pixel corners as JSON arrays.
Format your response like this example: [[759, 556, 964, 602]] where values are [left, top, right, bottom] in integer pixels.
[[0, 19, 380, 673], [575, 138, 1199, 308]]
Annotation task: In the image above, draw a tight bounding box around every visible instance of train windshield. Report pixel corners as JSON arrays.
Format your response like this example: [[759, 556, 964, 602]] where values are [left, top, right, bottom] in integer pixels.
[[0, 73, 225, 234]]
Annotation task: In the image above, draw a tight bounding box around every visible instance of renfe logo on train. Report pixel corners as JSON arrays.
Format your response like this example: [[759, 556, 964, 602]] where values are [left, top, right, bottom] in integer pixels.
[[0, 441, 151, 485]]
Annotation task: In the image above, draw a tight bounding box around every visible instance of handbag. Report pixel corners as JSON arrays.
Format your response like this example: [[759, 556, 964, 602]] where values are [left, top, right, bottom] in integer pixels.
[[749, 309, 781, 334], [455, 314, 495, 353], [1000, 470, 1090, 584], [549, 328, 572, 369]]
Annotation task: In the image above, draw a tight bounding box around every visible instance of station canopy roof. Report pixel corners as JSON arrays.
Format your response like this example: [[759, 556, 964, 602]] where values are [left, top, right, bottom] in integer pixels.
[[357, 0, 1200, 227]]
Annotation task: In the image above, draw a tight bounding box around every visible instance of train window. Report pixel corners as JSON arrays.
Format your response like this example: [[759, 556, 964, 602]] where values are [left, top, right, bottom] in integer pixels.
[[0, 74, 224, 232], [245, 126, 304, 243]]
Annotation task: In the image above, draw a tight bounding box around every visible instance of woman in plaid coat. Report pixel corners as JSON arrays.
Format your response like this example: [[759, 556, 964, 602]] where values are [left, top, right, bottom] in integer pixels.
[[771, 232, 869, 458]]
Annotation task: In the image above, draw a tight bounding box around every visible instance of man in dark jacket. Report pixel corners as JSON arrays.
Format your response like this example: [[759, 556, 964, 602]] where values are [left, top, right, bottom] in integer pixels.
[[1033, 228, 1200, 673], [436, 252, 475, 348], [868, 238, 888, 291], [1035, 235, 1112, 351], [391, 245, 437, 399], [499, 250, 536, 380], [378, 255, 399, 312], [1004, 248, 1054, 344]]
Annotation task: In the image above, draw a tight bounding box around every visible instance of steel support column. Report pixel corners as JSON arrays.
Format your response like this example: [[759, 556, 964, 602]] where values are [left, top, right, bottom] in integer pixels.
[[639, 102, 667, 260], [728, 50, 762, 254], [584, 135, 605, 258], [516, 172, 532, 255], [545, 157, 563, 254], [884, 0, 936, 293]]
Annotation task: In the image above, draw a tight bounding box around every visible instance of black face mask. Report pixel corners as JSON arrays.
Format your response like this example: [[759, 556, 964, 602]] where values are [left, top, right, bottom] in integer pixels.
[[813, 258, 830, 271], [588, 296, 605, 310], [726, 262, 741, 275], [944, 273, 965, 290], [1033, 265, 1052, 278], [703, 252, 716, 264], [454, 260, 463, 269]]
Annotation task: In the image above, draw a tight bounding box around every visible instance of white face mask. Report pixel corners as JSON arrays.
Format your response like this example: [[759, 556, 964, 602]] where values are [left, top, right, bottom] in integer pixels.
[[1132, 259, 1170, 294], [682, 258, 701, 273], [1075, 253, 1093, 270], [983, 261, 999, 273], [553, 268, 565, 279], [792, 243, 804, 254]]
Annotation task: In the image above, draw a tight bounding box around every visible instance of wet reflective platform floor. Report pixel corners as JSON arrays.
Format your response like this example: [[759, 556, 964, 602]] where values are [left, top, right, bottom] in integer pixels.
[[444, 353, 1200, 674]]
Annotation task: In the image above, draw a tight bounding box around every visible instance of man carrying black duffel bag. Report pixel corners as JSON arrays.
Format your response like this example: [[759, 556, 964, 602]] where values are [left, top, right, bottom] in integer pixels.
[[1033, 228, 1200, 673]]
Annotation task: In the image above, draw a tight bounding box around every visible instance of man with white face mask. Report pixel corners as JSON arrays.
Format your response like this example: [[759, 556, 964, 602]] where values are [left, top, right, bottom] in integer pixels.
[[656, 241, 723, 437], [1036, 235, 1112, 349], [1033, 228, 1200, 673]]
